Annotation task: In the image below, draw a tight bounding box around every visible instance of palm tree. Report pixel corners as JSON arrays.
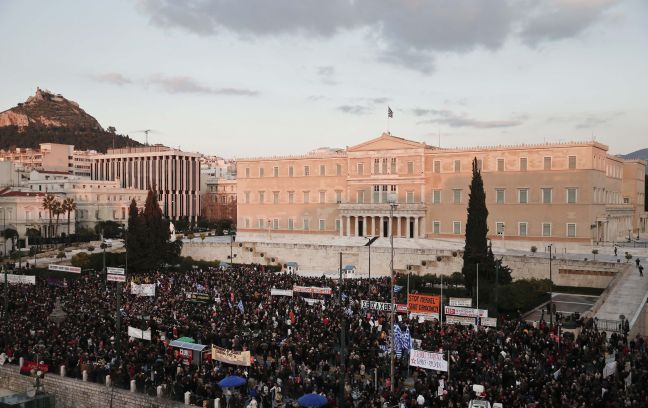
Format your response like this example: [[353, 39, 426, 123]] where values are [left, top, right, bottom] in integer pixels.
[[51, 200, 63, 237], [62, 197, 77, 237], [41, 194, 56, 238]]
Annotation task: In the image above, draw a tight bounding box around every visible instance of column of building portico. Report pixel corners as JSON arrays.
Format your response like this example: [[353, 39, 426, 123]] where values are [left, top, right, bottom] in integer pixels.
[[414, 217, 419, 239], [346, 216, 351, 238], [405, 216, 411, 239], [395, 217, 401, 238], [354, 216, 358, 237], [340, 216, 344, 237]]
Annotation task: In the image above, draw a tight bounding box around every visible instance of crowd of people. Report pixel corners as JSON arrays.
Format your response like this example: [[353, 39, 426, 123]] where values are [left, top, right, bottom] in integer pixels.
[[1, 263, 648, 407]]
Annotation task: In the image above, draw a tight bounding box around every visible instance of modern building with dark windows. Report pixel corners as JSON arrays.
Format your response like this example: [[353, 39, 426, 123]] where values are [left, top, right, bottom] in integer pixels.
[[91, 145, 201, 222]]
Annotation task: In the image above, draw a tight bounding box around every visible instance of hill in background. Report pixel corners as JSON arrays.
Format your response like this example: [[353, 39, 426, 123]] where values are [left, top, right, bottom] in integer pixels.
[[620, 148, 648, 173], [0, 88, 142, 153]]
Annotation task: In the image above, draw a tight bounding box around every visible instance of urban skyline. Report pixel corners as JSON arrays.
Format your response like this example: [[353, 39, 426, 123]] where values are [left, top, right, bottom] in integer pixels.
[[1, 0, 646, 158]]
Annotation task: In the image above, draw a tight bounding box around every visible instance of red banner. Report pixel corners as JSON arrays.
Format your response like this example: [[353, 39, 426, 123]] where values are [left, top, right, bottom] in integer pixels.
[[407, 294, 440, 315]]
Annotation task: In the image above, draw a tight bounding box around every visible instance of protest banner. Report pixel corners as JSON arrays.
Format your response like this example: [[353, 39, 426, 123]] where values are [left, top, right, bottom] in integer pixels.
[[444, 305, 488, 318], [293, 285, 332, 295], [48, 264, 81, 273], [1, 274, 35, 285], [361, 300, 406, 312], [449, 297, 472, 307], [409, 350, 448, 372], [211, 346, 251, 366], [106, 267, 125, 275], [445, 315, 476, 326], [411, 312, 440, 322], [128, 326, 152, 340], [131, 283, 156, 296], [186, 292, 211, 303], [481, 317, 497, 327], [304, 298, 324, 306], [408, 294, 440, 315], [107, 274, 126, 282], [270, 288, 294, 297]]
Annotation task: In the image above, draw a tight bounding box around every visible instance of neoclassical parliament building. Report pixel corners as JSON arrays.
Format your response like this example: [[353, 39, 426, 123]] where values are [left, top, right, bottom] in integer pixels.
[[236, 134, 647, 243]]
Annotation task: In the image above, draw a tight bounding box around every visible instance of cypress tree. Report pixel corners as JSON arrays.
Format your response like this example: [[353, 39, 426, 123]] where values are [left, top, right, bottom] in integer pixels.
[[462, 158, 489, 293], [462, 158, 512, 301], [127, 191, 171, 273]]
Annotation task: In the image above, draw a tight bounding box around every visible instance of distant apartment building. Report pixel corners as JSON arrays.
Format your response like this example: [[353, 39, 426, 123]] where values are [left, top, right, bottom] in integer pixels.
[[27, 170, 148, 231], [91, 145, 201, 221], [0, 142, 97, 177], [236, 133, 647, 243], [200, 157, 237, 224]]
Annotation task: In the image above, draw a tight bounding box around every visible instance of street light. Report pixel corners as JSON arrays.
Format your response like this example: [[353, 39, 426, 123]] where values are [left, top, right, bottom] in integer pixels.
[[388, 193, 398, 393], [548, 244, 553, 327], [364, 236, 378, 279]]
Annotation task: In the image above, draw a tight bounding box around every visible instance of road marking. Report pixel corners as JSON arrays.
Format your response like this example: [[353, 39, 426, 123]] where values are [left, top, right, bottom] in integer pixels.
[[553, 301, 595, 306], [551, 293, 599, 298]]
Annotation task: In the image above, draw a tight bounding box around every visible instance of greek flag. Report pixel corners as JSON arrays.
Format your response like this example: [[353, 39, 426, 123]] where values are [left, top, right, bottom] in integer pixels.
[[393, 285, 403, 293], [402, 327, 412, 353], [394, 324, 403, 358], [238, 300, 244, 315], [388, 107, 393, 118]]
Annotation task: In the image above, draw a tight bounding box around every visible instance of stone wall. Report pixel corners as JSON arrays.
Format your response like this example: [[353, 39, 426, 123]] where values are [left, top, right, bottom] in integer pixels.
[[182, 241, 629, 288], [0, 365, 184, 408]]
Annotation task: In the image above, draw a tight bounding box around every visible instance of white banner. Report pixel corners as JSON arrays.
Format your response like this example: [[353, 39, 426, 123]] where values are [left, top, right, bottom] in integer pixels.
[[107, 274, 126, 282], [445, 315, 476, 326], [361, 300, 396, 312], [48, 264, 81, 273], [304, 298, 324, 306], [481, 317, 497, 327], [270, 288, 293, 297], [1, 274, 36, 285], [409, 350, 448, 372], [128, 326, 152, 340], [411, 312, 440, 322], [449, 297, 472, 307], [293, 285, 332, 295], [107, 267, 125, 275], [131, 283, 156, 297], [444, 306, 488, 318]]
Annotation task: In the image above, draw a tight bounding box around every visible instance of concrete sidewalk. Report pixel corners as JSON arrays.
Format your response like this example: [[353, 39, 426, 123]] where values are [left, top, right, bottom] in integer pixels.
[[594, 264, 648, 328]]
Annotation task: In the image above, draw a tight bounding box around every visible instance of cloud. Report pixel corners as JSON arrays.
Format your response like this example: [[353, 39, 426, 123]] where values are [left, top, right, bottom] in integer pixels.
[[414, 108, 525, 128], [520, 0, 621, 47], [547, 111, 623, 129], [337, 105, 372, 115], [146, 75, 259, 96], [137, 1, 618, 74], [369, 97, 390, 105], [316, 66, 337, 85], [89, 72, 132, 86]]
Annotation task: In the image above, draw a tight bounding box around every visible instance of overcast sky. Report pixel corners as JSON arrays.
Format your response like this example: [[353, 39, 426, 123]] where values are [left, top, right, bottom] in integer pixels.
[[0, 0, 646, 157]]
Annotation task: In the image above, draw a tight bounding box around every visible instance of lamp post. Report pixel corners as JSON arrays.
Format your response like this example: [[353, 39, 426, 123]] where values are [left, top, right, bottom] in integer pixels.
[[364, 236, 378, 279], [338, 251, 345, 408], [476, 263, 480, 310], [1, 207, 5, 257], [388, 195, 398, 393], [548, 244, 553, 327]]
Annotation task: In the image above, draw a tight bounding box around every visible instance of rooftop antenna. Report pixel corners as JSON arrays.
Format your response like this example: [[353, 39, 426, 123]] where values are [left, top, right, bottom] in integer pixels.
[[438, 128, 441, 148], [127, 129, 154, 145]]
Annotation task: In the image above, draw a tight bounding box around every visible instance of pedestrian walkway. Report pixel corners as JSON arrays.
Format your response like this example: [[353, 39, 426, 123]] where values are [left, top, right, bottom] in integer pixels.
[[594, 262, 648, 329]]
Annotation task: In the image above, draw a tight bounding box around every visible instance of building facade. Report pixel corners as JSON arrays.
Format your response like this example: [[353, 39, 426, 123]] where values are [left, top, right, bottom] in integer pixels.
[[0, 143, 98, 177], [26, 170, 148, 231], [91, 145, 201, 221], [236, 134, 647, 243], [0, 188, 72, 245], [200, 157, 237, 224]]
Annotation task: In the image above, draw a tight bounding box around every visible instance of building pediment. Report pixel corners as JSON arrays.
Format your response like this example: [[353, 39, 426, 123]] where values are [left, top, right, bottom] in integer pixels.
[[347, 133, 428, 152]]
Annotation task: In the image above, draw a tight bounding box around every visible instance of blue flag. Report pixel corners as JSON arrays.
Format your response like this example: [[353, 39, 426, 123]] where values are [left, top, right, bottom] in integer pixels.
[[393, 285, 403, 293], [394, 324, 403, 359], [403, 327, 412, 353], [237, 300, 244, 315]]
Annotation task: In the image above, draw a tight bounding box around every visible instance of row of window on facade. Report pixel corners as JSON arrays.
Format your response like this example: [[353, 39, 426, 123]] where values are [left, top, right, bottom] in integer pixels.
[[242, 217, 580, 238], [242, 187, 588, 205], [241, 155, 591, 179]]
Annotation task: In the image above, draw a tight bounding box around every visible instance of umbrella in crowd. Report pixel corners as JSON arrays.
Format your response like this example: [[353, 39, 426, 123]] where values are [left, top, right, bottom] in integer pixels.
[[217, 375, 247, 388], [297, 393, 328, 407]]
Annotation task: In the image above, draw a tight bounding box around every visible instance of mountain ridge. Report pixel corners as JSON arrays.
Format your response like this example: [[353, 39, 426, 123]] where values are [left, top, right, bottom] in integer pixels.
[[0, 88, 142, 153]]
